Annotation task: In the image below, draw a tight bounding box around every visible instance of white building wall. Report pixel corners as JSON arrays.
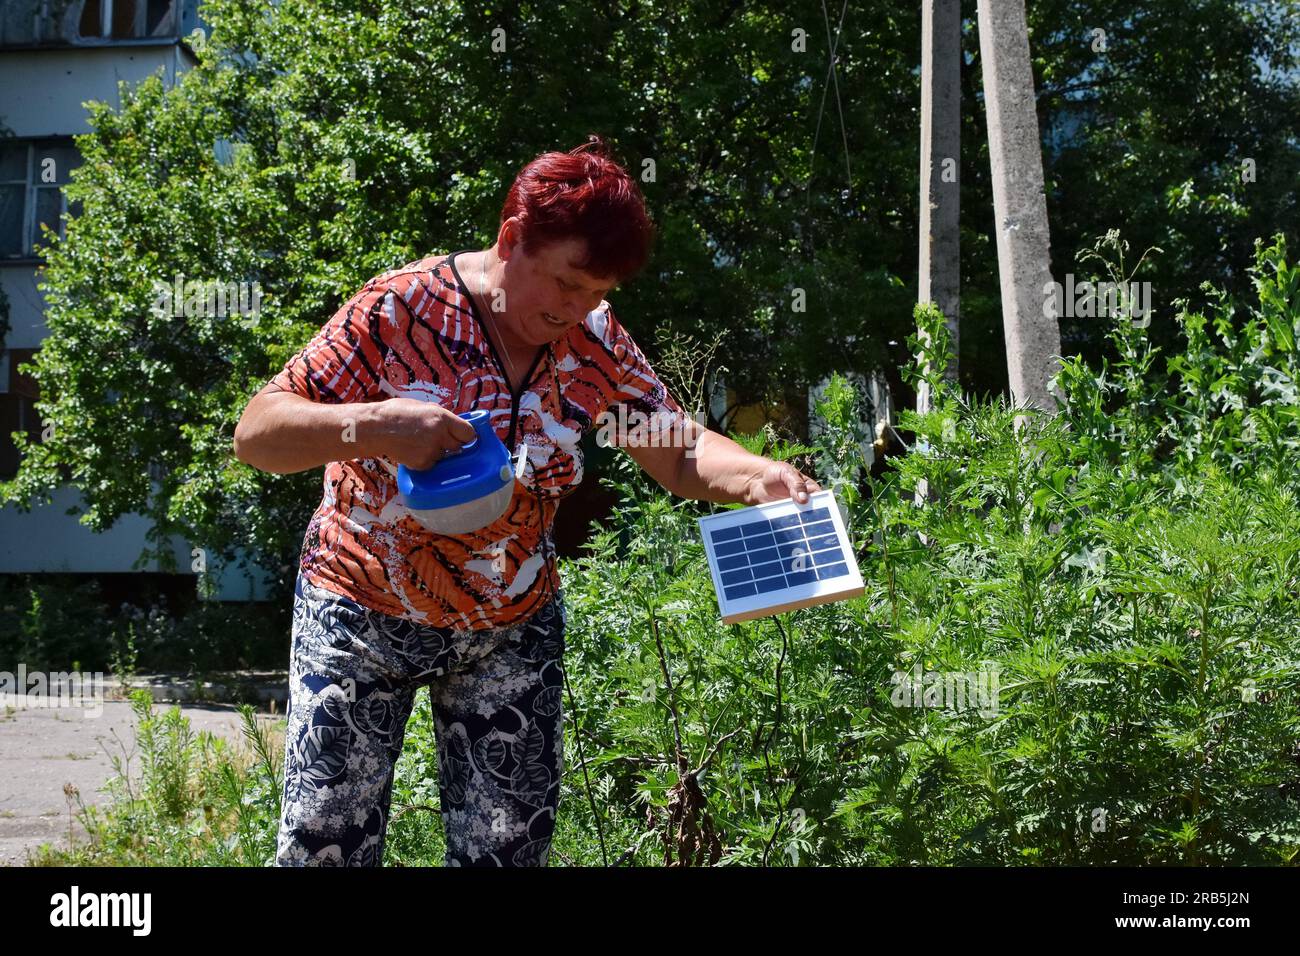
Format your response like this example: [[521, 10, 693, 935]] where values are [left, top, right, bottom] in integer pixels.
[[0, 43, 187, 138]]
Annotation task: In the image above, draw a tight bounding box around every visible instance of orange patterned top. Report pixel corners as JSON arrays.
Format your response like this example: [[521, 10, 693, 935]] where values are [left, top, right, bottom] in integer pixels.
[[267, 250, 686, 631]]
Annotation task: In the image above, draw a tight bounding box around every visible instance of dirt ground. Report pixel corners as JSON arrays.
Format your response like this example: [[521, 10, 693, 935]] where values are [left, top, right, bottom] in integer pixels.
[[0, 698, 285, 866]]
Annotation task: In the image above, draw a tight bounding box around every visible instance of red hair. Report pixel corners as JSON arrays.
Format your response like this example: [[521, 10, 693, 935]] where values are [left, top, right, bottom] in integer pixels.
[[500, 134, 655, 283]]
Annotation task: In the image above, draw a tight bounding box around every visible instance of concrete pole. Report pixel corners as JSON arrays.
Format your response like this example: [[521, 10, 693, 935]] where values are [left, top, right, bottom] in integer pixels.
[[918, 0, 961, 412], [976, 0, 1061, 414], [915, 0, 961, 509]]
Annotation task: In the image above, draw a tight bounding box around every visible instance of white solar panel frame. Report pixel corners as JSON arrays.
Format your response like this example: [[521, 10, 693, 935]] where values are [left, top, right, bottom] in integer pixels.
[[698, 489, 865, 624]]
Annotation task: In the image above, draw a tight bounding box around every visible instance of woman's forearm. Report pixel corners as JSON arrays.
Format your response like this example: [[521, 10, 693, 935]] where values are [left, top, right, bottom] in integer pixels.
[[673, 429, 769, 504], [672, 427, 823, 506], [233, 392, 390, 474]]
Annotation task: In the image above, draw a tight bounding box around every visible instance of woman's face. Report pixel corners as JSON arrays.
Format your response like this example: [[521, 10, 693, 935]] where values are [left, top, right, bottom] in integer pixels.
[[498, 226, 618, 348]]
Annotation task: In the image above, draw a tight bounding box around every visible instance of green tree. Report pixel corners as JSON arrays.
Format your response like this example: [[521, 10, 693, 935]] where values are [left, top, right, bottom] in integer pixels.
[[2, 0, 1296, 587], [0, 0, 921, 587]]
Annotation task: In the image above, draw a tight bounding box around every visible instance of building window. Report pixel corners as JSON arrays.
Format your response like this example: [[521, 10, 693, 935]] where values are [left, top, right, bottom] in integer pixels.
[[79, 0, 177, 40], [0, 1, 181, 46], [0, 348, 42, 481], [0, 140, 81, 260]]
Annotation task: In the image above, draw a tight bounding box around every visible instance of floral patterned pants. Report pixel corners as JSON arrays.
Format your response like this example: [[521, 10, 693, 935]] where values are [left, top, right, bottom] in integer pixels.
[[275, 573, 566, 867]]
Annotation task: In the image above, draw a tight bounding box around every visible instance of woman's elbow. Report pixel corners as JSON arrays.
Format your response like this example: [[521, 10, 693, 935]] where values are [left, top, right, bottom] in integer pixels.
[[232, 416, 259, 467], [233, 397, 276, 469]]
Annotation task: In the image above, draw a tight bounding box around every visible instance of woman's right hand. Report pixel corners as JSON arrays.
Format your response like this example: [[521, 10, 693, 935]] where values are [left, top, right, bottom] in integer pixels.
[[375, 399, 479, 471]]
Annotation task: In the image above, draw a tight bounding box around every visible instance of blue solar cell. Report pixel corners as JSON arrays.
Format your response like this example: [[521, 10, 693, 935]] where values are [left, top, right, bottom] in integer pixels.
[[717, 553, 750, 572], [741, 519, 773, 537], [743, 532, 776, 551], [776, 541, 809, 563], [800, 521, 835, 539], [812, 547, 845, 566], [769, 541, 800, 564], [748, 546, 779, 566], [815, 562, 849, 580], [800, 507, 832, 525], [805, 533, 838, 552], [770, 513, 802, 530], [772, 526, 806, 544], [751, 560, 785, 581], [712, 525, 744, 543], [724, 581, 757, 600], [714, 539, 747, 558], [785, 569, 817, 587], [720, 567, 753, 586], [754, 574, 787, 594]]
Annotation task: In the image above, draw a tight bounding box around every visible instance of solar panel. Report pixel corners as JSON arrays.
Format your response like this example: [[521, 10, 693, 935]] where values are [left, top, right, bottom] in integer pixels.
[[698, 489, 865, 624]]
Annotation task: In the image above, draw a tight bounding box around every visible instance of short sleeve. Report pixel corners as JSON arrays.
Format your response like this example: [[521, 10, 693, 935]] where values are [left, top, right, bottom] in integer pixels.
[[589, 305, 690, 449], [268, 279, 395, 403]]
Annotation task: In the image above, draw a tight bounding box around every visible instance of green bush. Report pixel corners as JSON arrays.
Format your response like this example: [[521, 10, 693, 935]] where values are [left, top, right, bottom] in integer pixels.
[[0, 575, 287, 675], [31, 691, 284, 866], [552, 233, 1300, 866], [0, 575, 109, 671]]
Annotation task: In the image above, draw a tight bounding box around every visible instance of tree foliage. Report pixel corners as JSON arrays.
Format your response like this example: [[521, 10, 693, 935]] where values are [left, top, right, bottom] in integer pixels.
[[2, 0, 1296, 588]]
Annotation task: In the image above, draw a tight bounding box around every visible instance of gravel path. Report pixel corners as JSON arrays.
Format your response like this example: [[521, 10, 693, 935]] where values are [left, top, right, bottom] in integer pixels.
[[0, 698, 284, 866]]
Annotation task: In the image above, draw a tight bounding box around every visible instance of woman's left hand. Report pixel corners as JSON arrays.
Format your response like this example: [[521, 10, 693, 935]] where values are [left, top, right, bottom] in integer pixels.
[[745, 461, 824, 505]]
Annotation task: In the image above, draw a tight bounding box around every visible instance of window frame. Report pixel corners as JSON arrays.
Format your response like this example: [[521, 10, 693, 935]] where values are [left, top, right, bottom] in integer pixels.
[[0, 348, 42, 480], [81, 0, 178, 41], [0, 0, 183, 47], [0, 138, 81, 261]]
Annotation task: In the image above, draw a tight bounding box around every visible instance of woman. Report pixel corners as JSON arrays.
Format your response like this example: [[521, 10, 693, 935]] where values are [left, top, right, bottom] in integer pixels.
[[233, 135, 821, 867]]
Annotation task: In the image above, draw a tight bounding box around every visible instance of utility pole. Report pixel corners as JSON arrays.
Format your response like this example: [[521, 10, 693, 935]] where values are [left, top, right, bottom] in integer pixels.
[[918, 0, 961, 407], [976, 0, 1062, 413], [915, 0, 962, 507]]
